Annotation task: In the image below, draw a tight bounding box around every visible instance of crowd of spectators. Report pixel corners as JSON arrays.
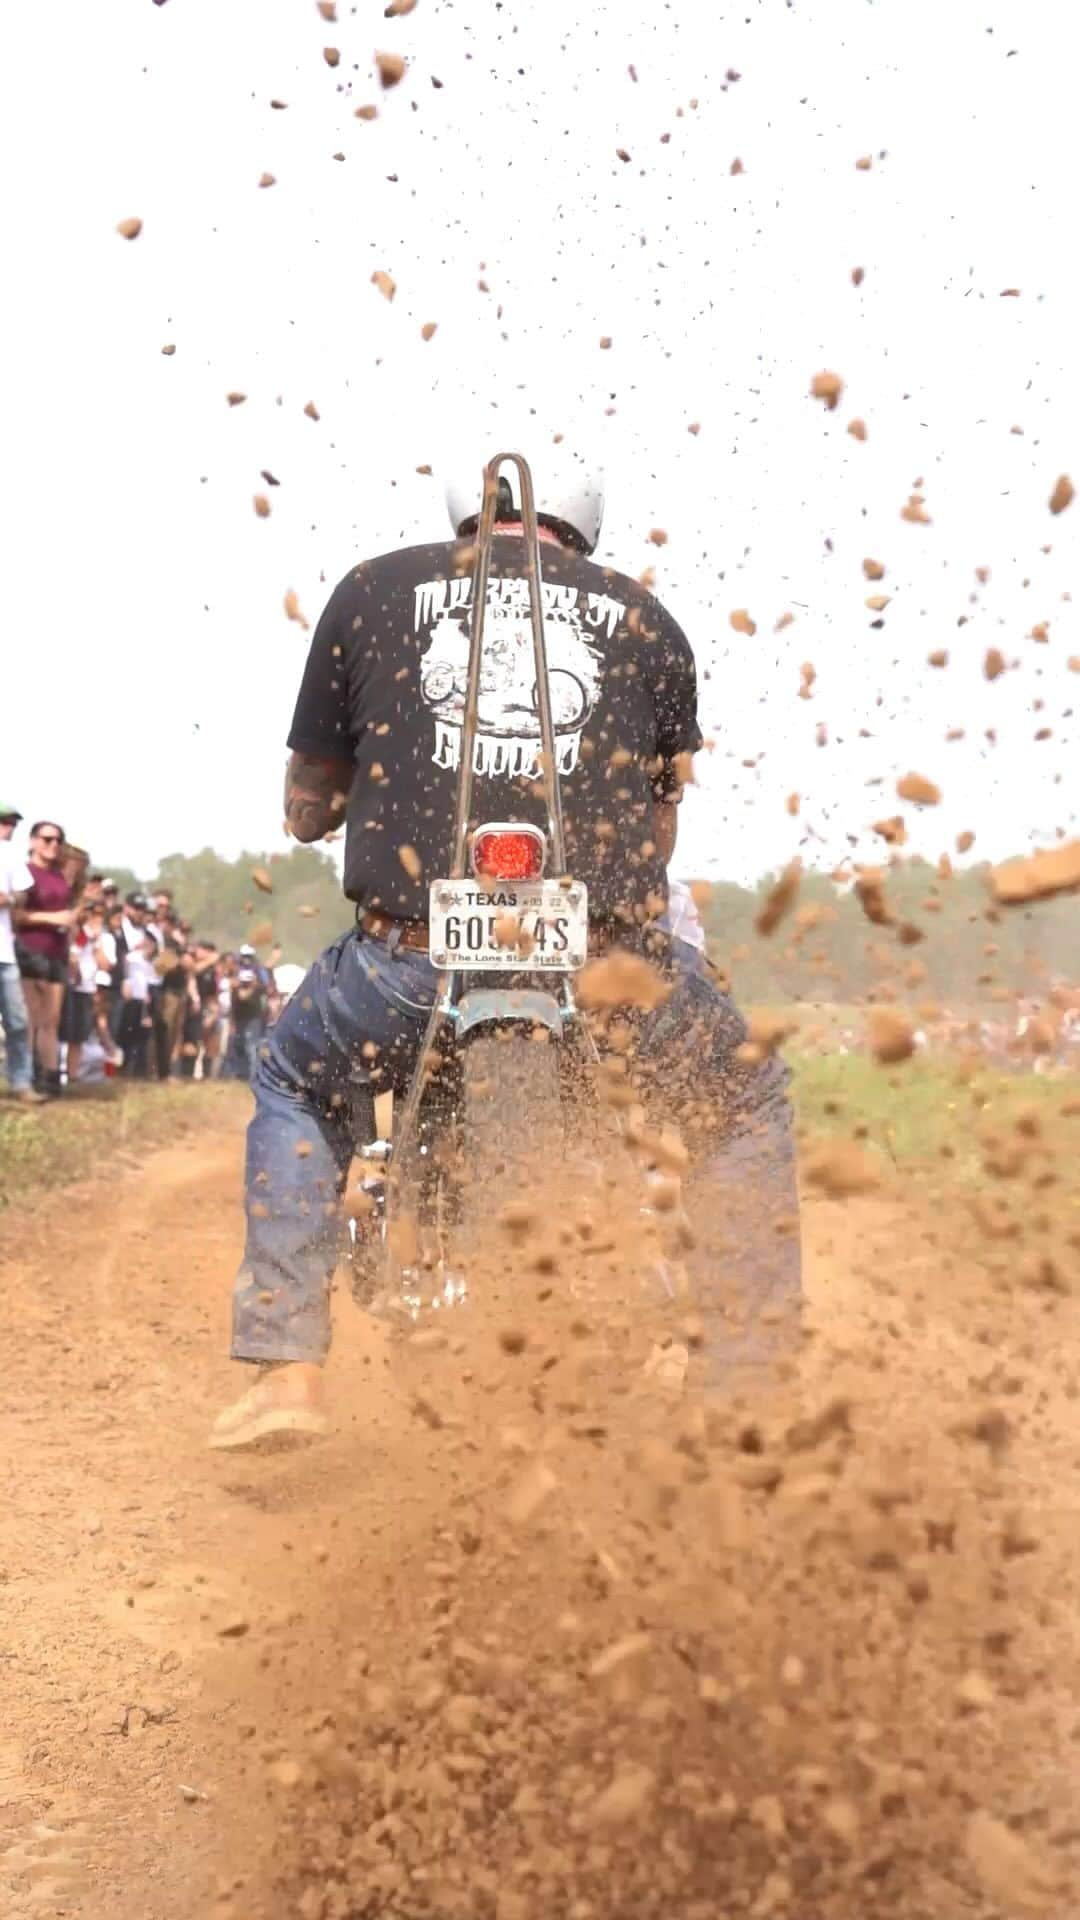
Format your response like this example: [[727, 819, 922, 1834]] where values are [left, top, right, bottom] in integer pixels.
[[1, 802, 282, 1105]]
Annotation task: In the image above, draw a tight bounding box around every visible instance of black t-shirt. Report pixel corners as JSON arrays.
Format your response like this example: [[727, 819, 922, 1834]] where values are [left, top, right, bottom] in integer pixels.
[[195, 963, 218, 1005], [287, 535, 703, 924], [232, 968, 266, 1024], [109, 922, 128, 994], [158, 942, 187, 994]]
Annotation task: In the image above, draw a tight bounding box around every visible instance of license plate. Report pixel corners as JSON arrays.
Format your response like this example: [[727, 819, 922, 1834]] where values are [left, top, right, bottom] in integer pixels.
[[427, 880, 588, 971]]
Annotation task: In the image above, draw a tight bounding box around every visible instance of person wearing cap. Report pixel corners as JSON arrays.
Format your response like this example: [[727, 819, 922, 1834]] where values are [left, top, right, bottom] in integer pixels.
[[122, 890, 151, 935], [0, 804, 45, 1104], [116, 894, 155, 1078], [12, 820, 76, 1098], [225, 944, 269, 1082], [209, 451, 801, 1451]]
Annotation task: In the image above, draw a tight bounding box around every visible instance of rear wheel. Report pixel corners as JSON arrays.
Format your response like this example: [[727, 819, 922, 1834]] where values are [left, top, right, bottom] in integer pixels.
[[388, 1032, 565, 1407], [462, 1031, 563, 1205]]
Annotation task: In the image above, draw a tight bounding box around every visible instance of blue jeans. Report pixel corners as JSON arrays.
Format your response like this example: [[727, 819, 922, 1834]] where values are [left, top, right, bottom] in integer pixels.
[[230, 929, 801, 1374], [0, 960, 33, 1092], [226, 1018, 265, 1084]]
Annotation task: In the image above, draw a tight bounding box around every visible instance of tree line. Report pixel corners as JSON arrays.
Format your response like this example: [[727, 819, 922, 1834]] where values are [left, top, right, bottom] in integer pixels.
[[101, 845, 349, 965], [99, 846, 1076, 1005], [698, 859, 1078, 1009]]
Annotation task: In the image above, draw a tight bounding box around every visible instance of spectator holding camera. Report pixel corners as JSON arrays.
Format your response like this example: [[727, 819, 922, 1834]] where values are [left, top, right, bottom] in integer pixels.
[[224, 944, 269, 1082]]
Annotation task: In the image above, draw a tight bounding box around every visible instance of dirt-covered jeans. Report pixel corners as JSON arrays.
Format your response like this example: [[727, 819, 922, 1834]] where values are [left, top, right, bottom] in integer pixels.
[[229, 929, 802, 1377]]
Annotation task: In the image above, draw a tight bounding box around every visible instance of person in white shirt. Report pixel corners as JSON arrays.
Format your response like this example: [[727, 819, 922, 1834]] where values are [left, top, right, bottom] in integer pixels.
[[91, 914, 121, 1066], [118, 920, 157, 1079], [0, 803, 44, 1103], [62, 904, 112, 1083], [121, 890, 152, 957], [661, 875, 708, 971]]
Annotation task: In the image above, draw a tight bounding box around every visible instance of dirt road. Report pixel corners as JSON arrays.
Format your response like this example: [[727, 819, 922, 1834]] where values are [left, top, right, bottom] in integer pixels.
[[1, 1095, 1078, 1917]]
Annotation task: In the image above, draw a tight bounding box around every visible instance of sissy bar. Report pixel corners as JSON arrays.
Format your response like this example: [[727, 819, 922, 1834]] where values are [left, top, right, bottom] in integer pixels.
[[383, 453, 568, 1225]]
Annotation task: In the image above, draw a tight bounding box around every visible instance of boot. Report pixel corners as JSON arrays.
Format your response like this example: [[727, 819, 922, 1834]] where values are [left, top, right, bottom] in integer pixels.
[[209, 1363, 328, 1452], [43, 1069, 63, 1099]]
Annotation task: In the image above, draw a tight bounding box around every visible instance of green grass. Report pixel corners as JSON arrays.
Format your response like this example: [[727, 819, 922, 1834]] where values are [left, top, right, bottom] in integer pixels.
[[789, 1050, 1080, 1180], [0, 1080, 249, 1212], [3, 1052, 1076, 1212]]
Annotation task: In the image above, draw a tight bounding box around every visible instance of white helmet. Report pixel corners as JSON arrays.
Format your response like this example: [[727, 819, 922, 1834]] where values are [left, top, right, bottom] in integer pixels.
[[444, 443, 605, 555]]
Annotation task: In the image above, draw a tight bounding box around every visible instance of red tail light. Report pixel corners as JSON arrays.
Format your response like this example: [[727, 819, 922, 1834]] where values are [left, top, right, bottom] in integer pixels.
[[471, 823, 546, 881]]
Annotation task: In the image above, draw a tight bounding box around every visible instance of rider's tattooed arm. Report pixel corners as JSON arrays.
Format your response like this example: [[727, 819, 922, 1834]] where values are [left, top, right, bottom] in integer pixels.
[[283, 751, 353, 842]]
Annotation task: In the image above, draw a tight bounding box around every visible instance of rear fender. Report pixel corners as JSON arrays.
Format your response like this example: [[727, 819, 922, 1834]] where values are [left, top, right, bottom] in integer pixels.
[[452, 988, 564, 1039]]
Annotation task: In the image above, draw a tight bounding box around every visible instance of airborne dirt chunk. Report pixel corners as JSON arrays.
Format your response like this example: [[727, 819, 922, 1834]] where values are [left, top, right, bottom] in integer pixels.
[[990, 840, 1080, 904], [867, 1007, 916, 1063], [805, 1138, 880, 1197], [810, 370, 844, 409], [587, 1764, 657, 1825], [505, 1458, 558, 1527], [755, 859, 801, 936], [901, 492, 931, 523], [376, 50, 407, 87], [283, 589, 309, 630], [964, 1810, 1061, 1912], [897, 772, 941, 807], [576, 949, 670, 1011]]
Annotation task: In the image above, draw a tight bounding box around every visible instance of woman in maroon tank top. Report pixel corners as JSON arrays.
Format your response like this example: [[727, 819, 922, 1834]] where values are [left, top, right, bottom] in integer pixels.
[[14, 821, 75, 1096]]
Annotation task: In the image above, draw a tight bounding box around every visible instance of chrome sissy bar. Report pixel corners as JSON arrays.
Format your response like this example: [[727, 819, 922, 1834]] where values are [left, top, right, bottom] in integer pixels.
[[380, 453, 571, 1288]]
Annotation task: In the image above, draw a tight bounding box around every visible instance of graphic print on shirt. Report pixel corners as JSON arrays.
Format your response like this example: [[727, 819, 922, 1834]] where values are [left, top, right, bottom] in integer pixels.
[[413, 575, 624, 779]]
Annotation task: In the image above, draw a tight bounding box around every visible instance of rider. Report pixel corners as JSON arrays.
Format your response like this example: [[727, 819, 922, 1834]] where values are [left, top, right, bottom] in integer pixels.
[[210, 448, 801, 1450]]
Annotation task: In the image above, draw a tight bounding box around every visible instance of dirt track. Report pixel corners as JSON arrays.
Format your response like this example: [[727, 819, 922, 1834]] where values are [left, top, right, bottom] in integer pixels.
[[1, 1095, 1078, 1917]]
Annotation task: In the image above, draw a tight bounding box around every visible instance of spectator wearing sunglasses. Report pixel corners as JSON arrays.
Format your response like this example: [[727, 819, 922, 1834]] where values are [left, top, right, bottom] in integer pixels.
[[1, 802, 45, 1104], [13, 821, 75, 1097]]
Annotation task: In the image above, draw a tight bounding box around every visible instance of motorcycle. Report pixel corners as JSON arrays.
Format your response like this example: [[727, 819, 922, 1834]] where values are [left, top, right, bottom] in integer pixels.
[[347, 454, 691, 1356]]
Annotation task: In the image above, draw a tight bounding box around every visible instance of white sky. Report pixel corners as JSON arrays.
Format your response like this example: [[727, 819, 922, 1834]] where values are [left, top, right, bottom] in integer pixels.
[[3, 0, 1076, 886]]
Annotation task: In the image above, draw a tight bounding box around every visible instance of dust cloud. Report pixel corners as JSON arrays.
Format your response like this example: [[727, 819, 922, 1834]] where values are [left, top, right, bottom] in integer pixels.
[[206, 1101, 1080, 1920]]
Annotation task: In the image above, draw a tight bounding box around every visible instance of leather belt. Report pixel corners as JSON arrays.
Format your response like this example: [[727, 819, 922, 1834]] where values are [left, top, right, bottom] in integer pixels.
[[359, 909, 431, 951], [358, 908, 632, 956]]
